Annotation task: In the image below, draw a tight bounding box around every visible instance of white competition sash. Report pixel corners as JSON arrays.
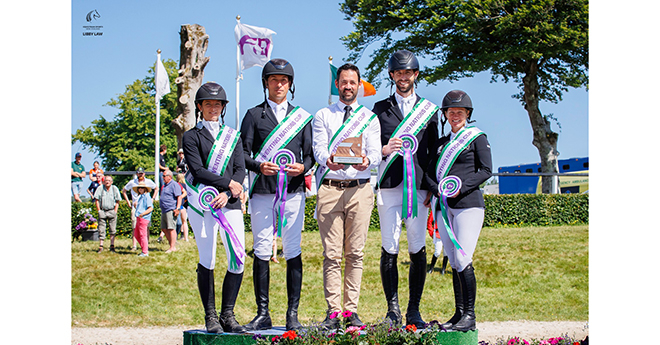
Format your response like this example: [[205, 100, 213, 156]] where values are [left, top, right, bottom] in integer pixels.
[[248, 106, 313, 196], [377, 98, 438, 187], [185, 125, 239, 226], [315, 105, 377, 184], [432, 126, 484, 256]]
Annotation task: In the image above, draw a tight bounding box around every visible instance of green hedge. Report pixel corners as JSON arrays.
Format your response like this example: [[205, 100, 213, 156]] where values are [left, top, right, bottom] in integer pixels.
[[72, 193, 588, 238]]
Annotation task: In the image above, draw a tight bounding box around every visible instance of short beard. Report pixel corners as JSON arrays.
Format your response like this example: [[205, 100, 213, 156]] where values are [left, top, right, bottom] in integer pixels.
[[339, 90, 357, 104], [396, 82, 414, 95]]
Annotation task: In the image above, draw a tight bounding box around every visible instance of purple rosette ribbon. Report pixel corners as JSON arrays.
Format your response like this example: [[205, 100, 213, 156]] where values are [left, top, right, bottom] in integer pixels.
[[271, 149, 295, 237], [438, 175, 466, 256], [198, 186, 246, 270], [397, 134, 419, 219]]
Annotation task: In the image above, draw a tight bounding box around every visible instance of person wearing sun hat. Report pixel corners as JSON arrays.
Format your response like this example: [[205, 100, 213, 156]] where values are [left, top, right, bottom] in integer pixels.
[[132, 181, 154, 257], [122, 167, 157, 250]]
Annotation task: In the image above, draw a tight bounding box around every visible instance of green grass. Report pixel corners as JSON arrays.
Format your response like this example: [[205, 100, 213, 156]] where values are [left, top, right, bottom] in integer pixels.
[[71, 225, 588, 327]]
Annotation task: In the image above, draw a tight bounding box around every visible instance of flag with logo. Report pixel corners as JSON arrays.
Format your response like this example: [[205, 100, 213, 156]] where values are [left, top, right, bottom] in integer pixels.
[[329, 62, 376, 97], [234, 22, 276, 71], [155, 53, 170, 101]]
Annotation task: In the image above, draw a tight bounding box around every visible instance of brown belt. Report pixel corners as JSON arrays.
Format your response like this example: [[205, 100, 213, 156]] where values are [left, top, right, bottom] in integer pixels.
[[322, 178, 370, 189]]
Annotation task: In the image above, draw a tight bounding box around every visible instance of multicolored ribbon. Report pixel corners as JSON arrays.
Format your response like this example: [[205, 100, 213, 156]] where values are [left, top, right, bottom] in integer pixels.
[[198, 186, 246, 270], [438, 175, 466, 256], [398, 134, 418, 219], [272, 149, 295, 237]]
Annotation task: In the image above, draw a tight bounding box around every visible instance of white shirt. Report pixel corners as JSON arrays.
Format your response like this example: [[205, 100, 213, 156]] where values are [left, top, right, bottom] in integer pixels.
[[312, 100, 381, 181], [394, 92, 416, 117], [266, 99, 288, 123], [202, 120, 221, 139]]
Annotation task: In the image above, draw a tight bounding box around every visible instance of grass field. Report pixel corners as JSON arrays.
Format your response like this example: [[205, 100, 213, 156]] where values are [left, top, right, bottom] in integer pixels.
[[71, 225, 588, 327]]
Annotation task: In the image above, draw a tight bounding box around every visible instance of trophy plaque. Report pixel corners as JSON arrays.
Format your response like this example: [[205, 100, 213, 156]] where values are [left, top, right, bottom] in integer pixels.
[[333, 134, 363, 164]]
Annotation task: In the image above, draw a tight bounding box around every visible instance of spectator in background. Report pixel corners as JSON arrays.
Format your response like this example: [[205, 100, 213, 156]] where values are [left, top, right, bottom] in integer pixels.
[[176, 173, 190, 242], [122, 167, 157, 251], [160, 168, 182, 253], [177, 148, 188, 174], [87, 162, 104, 200], [71, 152, 86, 202], [132, 181, 154, 257], [94, 175, 122, 253], [159, 144, 168, 190], [87, 170, 103, 202]]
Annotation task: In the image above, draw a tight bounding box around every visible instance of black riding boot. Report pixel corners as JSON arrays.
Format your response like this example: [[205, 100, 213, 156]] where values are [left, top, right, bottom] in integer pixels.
[[285, 255, 303, 331], [441, 268, 463, 329], [219, 271, 247, 333], [427, 254, 438, 274], [244, 257, 272, 331], [453, 263, 476, 331], [405, 247, 427, 328], [440, 256, 449, 275], [197, 264, 223, 333], [380, 247, 402, 325]]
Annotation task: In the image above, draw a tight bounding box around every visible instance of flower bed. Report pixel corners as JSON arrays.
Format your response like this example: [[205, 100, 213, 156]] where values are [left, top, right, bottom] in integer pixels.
[[251, 312, 588, 345]]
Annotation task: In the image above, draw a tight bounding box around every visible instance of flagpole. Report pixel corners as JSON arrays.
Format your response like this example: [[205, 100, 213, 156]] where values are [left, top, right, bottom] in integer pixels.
[[154, 49, 162, 200], [328, 56, 333, 106], [235, 15, 242, 130]]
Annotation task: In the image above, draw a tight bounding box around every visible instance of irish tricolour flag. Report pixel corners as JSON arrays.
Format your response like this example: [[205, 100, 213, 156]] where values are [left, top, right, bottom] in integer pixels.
[[330, 63, 376, 97]]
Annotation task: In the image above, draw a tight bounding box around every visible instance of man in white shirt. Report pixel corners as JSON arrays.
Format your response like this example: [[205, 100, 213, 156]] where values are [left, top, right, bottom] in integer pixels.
[[312, 63, 381, 329]]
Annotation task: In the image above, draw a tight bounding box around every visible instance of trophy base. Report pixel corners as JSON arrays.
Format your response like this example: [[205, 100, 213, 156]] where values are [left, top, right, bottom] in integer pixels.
[[333, 156, 363, 164]]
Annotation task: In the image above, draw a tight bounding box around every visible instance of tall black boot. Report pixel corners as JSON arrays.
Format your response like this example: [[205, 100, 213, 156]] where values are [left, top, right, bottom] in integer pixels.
[[285, 255, 303, 331], [219, 271, 247, 333], [453, 263, 476, 332], [196, 264, 223, 333], [427, 254, 439, 274], [380, 247, 402, 325], [406, 247, 427, 328], [441, 268, 463, 329], [244, 257, 272, 331], [440, 256, 449, 275]]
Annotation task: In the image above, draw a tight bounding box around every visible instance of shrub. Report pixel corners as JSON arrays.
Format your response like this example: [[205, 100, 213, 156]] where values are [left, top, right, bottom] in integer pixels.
[[72, 193, 588, 237]]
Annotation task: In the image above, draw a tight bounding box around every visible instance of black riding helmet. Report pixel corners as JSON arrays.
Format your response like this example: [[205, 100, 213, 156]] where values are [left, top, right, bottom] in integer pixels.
[[387, 50, 419, 94], [440, 90, 475, 135], [262, 58, 295, 100], [388, 49, 420, 73], [195, 82, 229, 123]]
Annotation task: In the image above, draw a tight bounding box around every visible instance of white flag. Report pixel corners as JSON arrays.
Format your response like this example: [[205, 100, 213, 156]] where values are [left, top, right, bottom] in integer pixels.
[[155, 54, 170, 101], [234, 22, 276, 71]]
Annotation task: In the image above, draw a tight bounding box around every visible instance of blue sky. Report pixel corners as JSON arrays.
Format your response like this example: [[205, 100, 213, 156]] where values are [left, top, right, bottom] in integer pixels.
[[70, 0, 588, 177]]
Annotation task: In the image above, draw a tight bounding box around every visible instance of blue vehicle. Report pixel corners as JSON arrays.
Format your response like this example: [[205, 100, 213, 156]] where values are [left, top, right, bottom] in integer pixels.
[[498, 157, 589, 194]]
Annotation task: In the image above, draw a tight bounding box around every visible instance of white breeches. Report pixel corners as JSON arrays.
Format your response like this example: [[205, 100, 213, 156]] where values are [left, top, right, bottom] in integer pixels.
[[435, 206, 484, 272], [250, 192, 305, 261], [376, 183, 429, 255], [188, 207, 246, 274]]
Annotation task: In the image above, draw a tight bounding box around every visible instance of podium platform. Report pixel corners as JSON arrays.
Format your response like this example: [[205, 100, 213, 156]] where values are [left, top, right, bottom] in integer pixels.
[[183, 326, 478, 345]]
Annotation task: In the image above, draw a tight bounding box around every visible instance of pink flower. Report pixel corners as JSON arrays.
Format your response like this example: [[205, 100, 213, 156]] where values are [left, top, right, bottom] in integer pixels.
[[342, 310, 353, 318], [329, 311, 339, 319], [346, 326, 361, 334]]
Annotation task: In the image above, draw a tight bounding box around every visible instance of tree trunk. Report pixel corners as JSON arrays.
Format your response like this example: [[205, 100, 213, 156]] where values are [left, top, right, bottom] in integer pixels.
[[172, 24, 210, 150], [522, 60, 559, 194]]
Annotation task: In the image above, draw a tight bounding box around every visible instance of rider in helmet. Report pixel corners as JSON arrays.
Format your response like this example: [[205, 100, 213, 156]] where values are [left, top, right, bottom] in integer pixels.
[[182, 82, 247, 334], [371, 49, 439, 328], [240, 58, 314, 331], [429, 89, 492, 332]]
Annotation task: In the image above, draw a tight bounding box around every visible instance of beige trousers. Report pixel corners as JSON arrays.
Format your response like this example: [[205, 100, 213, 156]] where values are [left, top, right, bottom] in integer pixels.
[[316, 182, 374, 313]]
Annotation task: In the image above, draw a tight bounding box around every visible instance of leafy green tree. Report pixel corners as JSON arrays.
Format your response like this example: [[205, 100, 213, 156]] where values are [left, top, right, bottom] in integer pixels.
[[72, 59, 179, 187], [340, 0, 588, 193]]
